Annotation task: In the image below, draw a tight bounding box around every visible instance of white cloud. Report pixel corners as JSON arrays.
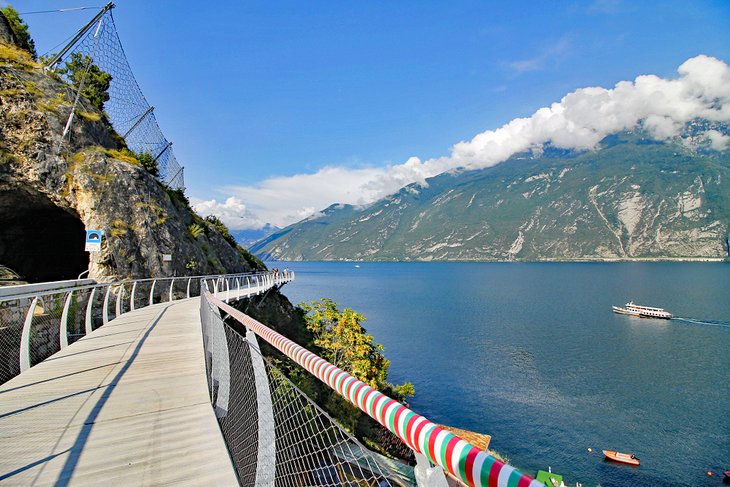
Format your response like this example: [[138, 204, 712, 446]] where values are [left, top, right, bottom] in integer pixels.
[[191, 196, 266, 230], [203, 55, 730, 229], [706, 130, 730, 151]]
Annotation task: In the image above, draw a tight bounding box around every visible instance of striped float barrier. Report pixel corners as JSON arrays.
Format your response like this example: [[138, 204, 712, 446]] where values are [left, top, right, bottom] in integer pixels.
[[207, 293, 542, 487]]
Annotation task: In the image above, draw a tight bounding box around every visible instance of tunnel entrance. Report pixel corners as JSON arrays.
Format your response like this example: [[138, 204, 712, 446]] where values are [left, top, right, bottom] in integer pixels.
[[0, 186, 89, 283]]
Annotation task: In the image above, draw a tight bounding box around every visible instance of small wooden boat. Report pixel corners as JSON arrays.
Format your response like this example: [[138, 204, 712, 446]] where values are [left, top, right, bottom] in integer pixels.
[[603, 450, 640, 466]]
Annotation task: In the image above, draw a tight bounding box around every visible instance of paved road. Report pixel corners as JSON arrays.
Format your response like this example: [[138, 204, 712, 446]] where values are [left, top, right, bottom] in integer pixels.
[[0, 298, 238, 486]]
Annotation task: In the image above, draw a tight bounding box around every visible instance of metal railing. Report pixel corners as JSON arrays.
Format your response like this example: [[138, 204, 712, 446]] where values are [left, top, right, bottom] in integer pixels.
[[203, 292, 543, 487], [0, 271, 291, 386]]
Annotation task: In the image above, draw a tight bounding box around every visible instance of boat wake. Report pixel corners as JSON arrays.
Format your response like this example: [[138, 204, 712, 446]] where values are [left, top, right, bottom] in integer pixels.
[[672, 317, 730, 329]]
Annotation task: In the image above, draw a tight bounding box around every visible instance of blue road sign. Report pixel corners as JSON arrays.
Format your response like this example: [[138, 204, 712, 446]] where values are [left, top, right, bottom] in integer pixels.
[[85, 230, 103, 252]]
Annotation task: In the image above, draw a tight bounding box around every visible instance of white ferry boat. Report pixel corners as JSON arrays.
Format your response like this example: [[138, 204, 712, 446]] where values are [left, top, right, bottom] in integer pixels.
[[612, 301, 673, 319]]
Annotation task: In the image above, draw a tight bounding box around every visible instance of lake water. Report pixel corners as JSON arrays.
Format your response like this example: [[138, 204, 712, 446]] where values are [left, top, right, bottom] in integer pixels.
[[276, 261, 730, 487]]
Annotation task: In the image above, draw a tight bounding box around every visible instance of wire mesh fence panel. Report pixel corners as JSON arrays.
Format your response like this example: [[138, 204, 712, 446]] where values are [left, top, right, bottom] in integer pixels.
[[88, 285, 107, 331], [187, 278, 201, 299], [264, 356, 402, 487], [117, 283, 129, 315], [66, 288, 91, 345], [28, 293, 65, 367], [168, 278, 186, 301], [155, 280, 172, 304], [131, 281, 152, 310], [50, 10, 184, 189], [201, 298, 410, 487], [149, 280, 166, 305], [0, 298, 32, 385], [104, 283, 121, 322], [219, 327, 259, 485]]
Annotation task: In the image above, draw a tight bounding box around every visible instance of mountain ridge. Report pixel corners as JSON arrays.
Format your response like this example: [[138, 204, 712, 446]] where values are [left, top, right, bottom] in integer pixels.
[[251, 131, 730, 261]]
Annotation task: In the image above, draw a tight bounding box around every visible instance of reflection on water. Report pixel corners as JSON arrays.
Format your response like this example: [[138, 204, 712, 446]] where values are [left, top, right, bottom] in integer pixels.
[[279, 261, 730, 487]]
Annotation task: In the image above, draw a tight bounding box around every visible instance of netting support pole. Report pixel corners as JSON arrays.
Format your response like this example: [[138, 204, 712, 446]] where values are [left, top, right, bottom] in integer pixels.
[[122, 106, 154, 138], [245, 330, 276, 487], [152, 141, 173, 163], [44, 2, 115, 69]]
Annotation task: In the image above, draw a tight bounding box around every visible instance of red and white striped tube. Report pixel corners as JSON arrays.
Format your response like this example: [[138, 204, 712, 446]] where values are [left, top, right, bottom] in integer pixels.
[[206, 292, 542, 487]]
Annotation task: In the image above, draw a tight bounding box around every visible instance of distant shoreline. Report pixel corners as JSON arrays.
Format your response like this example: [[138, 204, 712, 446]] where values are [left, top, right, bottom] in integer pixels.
[[266, 257, 729, 263]]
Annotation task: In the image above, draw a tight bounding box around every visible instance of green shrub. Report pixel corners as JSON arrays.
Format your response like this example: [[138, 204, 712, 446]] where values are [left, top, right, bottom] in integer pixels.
[[102, 147, 137, 165], [188, 223, 204, 239], [204, 215, 237, 247], [165, 186, 190, 208], [1, 6, 36, 57], [136, 152, 159, 177]]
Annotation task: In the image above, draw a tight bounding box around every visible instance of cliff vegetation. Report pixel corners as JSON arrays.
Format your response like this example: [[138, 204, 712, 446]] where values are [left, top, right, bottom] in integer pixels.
[[0, 8, 262, 281]]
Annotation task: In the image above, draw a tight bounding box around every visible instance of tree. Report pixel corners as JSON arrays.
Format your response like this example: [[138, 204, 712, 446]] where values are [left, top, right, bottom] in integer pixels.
[[204, 215, 237, 247], [300, 298, 391, 389], [60, 52, 112, 111], [1, 6, 36, 58]]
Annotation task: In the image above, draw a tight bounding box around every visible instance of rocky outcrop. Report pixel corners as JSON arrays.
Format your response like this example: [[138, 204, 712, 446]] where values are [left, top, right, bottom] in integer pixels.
[[0, 41, 262, 281], [0, 12, 18, 46]]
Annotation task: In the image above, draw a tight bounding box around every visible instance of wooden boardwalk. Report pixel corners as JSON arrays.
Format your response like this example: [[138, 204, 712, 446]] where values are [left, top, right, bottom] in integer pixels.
[[0, 298, 239, 486]]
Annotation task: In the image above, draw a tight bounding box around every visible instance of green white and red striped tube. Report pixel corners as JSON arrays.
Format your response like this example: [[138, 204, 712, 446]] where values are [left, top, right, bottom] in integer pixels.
[[208, 293, 542, 487]]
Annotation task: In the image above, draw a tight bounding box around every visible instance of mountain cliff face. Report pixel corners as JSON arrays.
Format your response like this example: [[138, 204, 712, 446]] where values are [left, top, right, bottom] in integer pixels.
[[0, 39, 262, 281], [252, 133, 730, 261]]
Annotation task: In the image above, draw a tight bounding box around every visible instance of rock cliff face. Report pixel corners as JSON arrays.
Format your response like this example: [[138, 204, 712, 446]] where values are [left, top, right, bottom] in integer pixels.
[[0, 39, 261, 281], [253, 133, 730, 261]]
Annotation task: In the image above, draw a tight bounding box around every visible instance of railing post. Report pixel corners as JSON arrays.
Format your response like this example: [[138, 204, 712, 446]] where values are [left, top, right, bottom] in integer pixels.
[[225, 278, 230, 302], [149, 279, 156, 306], [236, 277, 240, 300], [245, 329, 276, 486], [186, 277, 192, 298], [169, 278, 175, 302], [116, 283, 124, 317], [413, 452, 449, 487], [19, 297, 38, 373], [85, 287, 97, 335], [103, 284, 111, 325], [59, 290, 74, 349], [130, 281, 137, 311]]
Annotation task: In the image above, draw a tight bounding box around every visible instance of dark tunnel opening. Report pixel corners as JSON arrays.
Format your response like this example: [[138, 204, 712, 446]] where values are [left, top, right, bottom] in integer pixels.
[[0, 187, 89, 283]]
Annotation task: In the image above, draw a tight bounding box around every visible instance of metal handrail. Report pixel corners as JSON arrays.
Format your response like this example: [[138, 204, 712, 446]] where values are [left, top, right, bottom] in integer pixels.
[[0, 271, 292, 386], [204, 292, 542, 487]]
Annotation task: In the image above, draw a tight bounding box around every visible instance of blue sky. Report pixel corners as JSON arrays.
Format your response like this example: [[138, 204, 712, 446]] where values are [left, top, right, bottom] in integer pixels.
[[10, 0, 730, 229]]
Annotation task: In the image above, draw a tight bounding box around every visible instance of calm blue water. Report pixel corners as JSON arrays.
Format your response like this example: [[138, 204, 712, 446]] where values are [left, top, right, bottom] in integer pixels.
[[276, 261, 730, 487]]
